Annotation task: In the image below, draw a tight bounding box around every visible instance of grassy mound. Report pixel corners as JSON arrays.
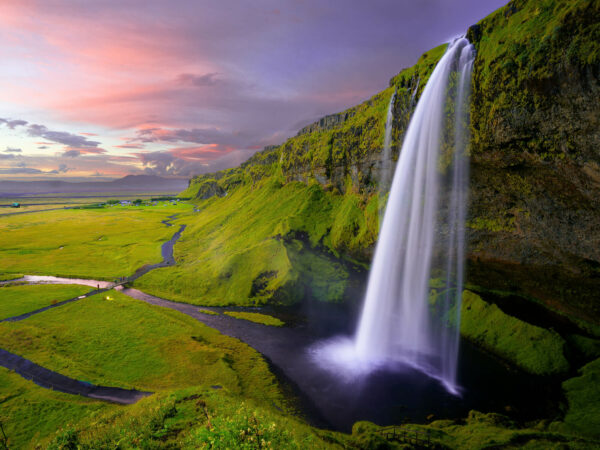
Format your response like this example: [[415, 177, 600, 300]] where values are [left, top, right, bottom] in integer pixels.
[[555, 357, 600, 439], [460, 290, 570, 375], [224, 311, 285, 327]]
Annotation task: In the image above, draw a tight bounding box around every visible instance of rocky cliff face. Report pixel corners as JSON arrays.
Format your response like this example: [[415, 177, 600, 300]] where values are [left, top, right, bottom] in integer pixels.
[[184, 0, 600, 323], [465, 0, 600, 322]]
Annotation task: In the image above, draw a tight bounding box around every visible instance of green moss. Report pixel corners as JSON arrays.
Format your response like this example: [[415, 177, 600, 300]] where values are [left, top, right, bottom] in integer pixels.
[[467, 216, 516, 232], [352, 411, 599, 449], [469, 0, 600, 160], [224, 311, 285, 327], [389, 43, 448, 92], [460, 290, 570, 375], [556, 358, 600, 439], [567, 334, 600, 360], [198, 308, 220, 316]]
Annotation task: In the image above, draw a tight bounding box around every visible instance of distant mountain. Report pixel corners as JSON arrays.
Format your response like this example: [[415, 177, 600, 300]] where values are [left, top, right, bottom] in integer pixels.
[[0, 175, 188, 195]]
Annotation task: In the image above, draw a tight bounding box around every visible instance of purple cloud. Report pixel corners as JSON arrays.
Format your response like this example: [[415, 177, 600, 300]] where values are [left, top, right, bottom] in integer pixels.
[[27, 123, 102, 148], [0, 118, 28, 129], [177, 72, 220, 87]]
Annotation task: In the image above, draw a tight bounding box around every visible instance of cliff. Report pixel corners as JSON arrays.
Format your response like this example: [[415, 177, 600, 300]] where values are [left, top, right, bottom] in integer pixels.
[[171, 0, 599, 327]]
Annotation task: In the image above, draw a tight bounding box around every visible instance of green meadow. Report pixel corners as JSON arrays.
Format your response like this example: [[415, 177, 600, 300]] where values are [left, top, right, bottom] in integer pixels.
[[0, 284, 90, 320], [0, 288, 347, 448], [0, 203, 192, 280], [0, 290, 281, 397]]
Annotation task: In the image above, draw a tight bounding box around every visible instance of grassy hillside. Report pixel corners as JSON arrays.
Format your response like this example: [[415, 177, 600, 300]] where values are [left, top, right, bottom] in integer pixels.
[[137, 173, 379, 306]]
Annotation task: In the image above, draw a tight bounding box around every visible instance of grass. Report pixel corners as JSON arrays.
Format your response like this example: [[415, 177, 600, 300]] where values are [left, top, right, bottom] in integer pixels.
[[224, 311, 285, 327], [0, 289, 345, 448], [0, 290, 283, 402], [354, 411, 599, 449], [0, 367, 113, 449], [198, 308, 220, 315], [0, 273, 22, 281], [0, 284, 90, 320], [35, 387, 348, 449], [135, 178, 360, 306], [0, 204, 191, 280], [459, 290, 570, 375]]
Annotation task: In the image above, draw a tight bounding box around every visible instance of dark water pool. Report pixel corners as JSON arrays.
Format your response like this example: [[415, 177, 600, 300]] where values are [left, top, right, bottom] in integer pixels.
[[124, 288, 561, 432]]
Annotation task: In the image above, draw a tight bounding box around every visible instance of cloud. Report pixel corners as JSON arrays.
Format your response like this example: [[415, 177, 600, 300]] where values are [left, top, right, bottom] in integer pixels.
[[38, 146, 49, 149], [0, 118, 28, 129], [58, 164, 71, 173], [4, 147, 22, 153], [62, 150, 81, 157], [0, 167, 43, 174], [114, 144, 145, 149], [135, 146, 255, 177], [0, 154, 15, 160], [132, 126, 253, 148], [177, 72, 220, 87], [27, 123, 102, 149]]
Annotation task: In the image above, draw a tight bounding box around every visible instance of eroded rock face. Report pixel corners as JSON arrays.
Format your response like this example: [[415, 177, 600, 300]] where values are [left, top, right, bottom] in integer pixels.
[[464, 0, 600, 321]]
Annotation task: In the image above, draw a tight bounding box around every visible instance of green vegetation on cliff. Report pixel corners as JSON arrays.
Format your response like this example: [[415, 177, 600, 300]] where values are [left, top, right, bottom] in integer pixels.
[[459, 290, 569, 375], [555, 357, 600, 439], [469, 0, 600, 161]]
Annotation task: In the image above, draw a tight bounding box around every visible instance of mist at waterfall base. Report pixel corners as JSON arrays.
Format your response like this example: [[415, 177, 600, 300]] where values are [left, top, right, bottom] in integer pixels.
[[311, 38, 474, 396]]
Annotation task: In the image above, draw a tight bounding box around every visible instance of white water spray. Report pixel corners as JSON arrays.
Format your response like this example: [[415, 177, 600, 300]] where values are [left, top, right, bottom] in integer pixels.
[[311, 38, 474, 395]]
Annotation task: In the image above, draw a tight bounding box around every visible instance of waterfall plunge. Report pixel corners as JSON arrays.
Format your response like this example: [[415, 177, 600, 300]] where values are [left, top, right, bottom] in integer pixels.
[[311, 38, 474, 395]]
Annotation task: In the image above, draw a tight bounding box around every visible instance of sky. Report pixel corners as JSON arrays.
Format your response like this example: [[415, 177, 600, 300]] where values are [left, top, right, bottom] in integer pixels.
[[0, 0, 508, 181]]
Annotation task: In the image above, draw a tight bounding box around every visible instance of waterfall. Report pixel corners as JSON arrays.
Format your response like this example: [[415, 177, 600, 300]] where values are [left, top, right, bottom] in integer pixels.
[[379, 89, 397, 203], [354, 37, 474, 394]]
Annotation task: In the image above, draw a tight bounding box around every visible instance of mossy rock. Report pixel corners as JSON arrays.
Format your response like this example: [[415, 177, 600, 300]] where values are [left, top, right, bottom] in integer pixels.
[[555, 357, 600, 439], [460, 291, 570, 375]]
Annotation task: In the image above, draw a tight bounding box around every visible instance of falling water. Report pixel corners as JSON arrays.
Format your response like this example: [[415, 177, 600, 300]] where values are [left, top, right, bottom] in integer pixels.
[[354, 37, 475, 394], [379, 89, 397, 201]]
